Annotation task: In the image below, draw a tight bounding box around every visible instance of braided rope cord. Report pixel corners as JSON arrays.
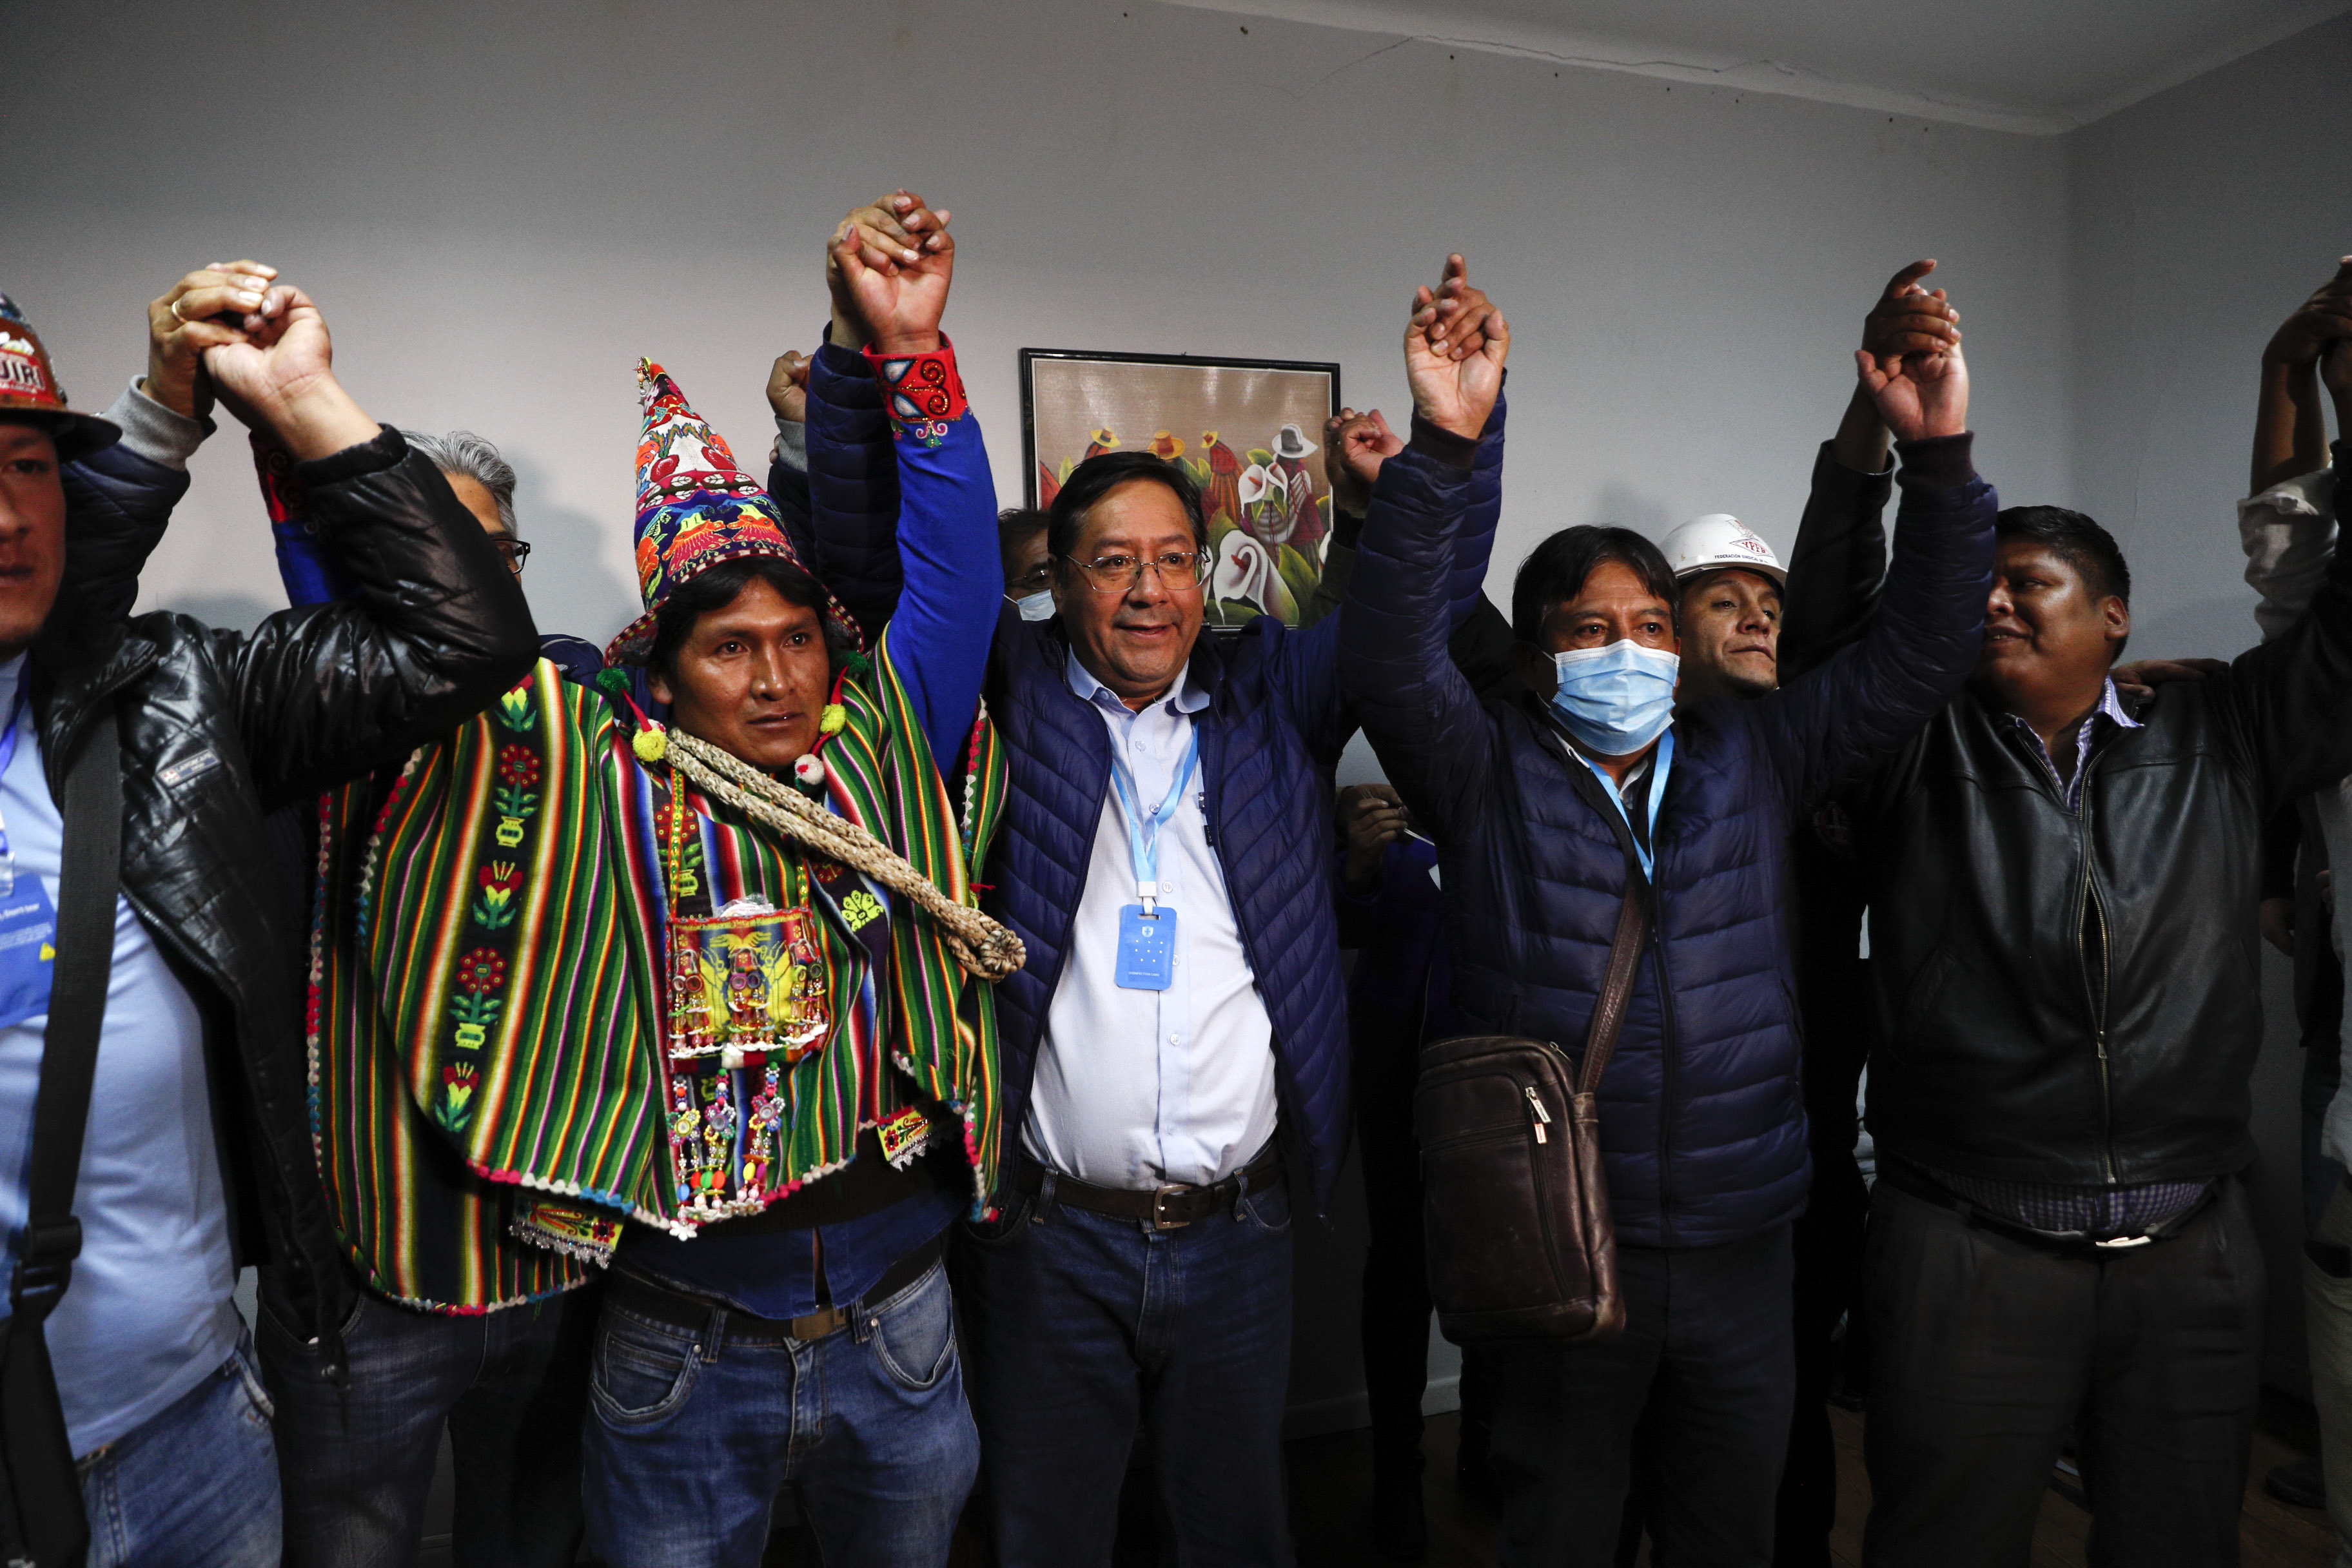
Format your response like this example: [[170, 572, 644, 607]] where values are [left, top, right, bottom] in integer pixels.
[[658, 727, 1026, 982]]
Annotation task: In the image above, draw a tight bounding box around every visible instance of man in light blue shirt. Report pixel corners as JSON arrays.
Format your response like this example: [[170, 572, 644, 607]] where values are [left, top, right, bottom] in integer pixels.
[[0, 644, 244, 1460], [1023, 650, 1282, 1190], [956, 258, 1509, 1567], [0, 264, 537, 1566]]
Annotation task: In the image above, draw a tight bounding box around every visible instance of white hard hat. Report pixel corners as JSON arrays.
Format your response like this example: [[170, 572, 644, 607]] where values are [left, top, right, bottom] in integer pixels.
[[1661, 513, 1785, 586]]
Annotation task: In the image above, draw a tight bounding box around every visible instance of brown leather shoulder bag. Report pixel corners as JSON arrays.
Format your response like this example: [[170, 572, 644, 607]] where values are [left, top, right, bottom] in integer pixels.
[[1414, 884, 1647, 1344]]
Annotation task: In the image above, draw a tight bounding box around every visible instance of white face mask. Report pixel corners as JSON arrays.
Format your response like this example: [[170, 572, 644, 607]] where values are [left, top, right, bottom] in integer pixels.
[[1010, 589, 1055, 622], [1548, 640, 1680, 755]]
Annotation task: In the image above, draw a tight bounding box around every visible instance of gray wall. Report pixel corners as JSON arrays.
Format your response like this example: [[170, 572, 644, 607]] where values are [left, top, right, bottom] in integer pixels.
[[8, 0, 2342, 1422], [2066, 10, 2352, 1391], [3, 0, 2071, 647]]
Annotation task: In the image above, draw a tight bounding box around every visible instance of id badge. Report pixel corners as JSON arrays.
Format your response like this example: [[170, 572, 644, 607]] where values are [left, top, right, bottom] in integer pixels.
[[1115, 904, 1177, 991], [0, 880, 59, 1030]]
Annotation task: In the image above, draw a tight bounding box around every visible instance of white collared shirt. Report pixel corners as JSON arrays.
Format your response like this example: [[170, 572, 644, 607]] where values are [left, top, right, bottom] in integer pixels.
[[1023, 651, 1280, 1189]]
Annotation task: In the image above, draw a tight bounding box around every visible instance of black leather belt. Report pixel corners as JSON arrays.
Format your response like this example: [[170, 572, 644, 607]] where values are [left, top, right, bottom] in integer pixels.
[[606, 1235, 941, 1344], [1014, 1143, 1282, 1231], [1879, 1159, 2219, 1259]]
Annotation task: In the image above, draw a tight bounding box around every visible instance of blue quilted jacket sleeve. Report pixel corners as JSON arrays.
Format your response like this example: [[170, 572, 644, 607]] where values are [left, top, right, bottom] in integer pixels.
[[805, 341, 906, 645], [56, 436, 192, 626], [1449, 391, 1506, 626], [870, 369, 1003, 776], [1778, 440, 1896, 683], [1744, 434, 1995, 813], [1284, 400, 1505, 761], [1334, 420, 1493, 838]]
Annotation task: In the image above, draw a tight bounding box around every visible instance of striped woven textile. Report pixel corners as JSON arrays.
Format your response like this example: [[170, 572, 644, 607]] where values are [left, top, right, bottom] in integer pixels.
[[306, 638, 1006, 1313]]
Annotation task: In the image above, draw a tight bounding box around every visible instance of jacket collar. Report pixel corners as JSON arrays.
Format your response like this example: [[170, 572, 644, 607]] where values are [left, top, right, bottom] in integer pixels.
[[1061, 645, 1212, 718], [1182, 624, 1230, 705], [30, 614, 160, 788], [1034, 616, 1231, 714]]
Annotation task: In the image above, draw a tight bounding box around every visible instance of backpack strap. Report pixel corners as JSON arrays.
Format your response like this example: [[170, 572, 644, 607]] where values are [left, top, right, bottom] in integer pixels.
[[13, 700, 121, 1324]]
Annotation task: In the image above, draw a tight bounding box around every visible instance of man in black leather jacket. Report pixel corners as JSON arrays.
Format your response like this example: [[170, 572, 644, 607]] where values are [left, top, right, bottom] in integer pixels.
[[1801, 346, 2352, 1560], [7, 266, 535, 1559]]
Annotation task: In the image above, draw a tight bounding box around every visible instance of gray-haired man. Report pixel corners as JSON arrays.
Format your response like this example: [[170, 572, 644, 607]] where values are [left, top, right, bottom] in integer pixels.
[[233, 423, 603, 1568]]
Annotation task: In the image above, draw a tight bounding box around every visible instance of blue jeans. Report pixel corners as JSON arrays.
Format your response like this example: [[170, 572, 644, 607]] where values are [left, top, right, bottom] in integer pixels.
[[256, 1269, 597, 1568], [77, 1331, 280, 1568], [957, 1173, 1297, 1567], [582, 1255, 977, 1568]]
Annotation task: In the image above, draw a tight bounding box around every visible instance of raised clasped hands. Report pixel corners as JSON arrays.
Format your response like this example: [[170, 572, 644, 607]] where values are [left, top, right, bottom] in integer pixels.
[[147, 260, 375, 460], [1862, 259, 1961, 368], [144, 260, 281, 421], [2262, 256, 2352, 369], [828, 188, 954, 357], [1404, 253, 1508, 440], [1855, 257, 1967, 444]]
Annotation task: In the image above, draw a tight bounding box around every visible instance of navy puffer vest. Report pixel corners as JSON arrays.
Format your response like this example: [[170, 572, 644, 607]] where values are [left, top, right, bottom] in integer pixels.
[[983, 614, 1356, 1206]]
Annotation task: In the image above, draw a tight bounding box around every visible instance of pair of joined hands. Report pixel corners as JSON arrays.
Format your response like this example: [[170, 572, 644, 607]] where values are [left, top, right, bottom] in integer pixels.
[[142, 260, 375, 460], [1315, 254, 1504, 513], [767, 187, 960, 422], [2263, 256, 2352, 384], [1321, 253, 1975, 518]]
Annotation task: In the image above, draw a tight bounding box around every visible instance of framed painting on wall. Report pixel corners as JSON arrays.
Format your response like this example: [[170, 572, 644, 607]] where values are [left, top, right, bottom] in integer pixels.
[[1021, 349, 1342, 629]]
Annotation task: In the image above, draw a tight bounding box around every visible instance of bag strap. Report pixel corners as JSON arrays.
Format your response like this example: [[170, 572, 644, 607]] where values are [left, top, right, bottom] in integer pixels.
[[9, 702, 122, 1326], [1574, 884, 1649, 1098]]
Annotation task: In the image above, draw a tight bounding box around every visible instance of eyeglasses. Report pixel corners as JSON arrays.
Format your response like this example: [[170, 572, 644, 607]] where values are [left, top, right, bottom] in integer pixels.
[[491, 537, 533, 575], [1005, 562, 1055, 596], [1063, 549, 1211, 594]]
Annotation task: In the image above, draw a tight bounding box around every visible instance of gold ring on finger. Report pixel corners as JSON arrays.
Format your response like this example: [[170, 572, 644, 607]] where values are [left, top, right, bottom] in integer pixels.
[[170, 298, 190, 323]]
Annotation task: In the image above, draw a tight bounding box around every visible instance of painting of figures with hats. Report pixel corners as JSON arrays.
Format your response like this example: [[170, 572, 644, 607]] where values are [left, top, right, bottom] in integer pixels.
[[1020, 348, 1340, 629]]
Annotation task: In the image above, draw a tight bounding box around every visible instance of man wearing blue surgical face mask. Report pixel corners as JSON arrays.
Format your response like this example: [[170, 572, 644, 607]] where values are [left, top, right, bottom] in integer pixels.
[[1341, 277, 1995, 1568], [999, 505, 1055, 620]]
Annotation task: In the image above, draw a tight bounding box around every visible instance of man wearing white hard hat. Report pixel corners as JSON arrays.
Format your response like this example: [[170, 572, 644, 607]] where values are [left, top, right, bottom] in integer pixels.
[[1662, 513, 1787, 703]]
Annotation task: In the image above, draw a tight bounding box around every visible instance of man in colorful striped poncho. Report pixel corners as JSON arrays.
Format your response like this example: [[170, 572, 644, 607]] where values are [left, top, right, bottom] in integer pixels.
[[231, 200, 1012, 1568]]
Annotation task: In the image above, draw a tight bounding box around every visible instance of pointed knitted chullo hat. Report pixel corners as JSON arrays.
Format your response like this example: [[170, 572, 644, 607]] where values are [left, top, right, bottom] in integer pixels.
[[605, 358, 858, 665]]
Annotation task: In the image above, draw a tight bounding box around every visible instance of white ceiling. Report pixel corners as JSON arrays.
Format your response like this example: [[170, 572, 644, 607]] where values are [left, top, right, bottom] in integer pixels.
[[1157, 0, 2352, 132]]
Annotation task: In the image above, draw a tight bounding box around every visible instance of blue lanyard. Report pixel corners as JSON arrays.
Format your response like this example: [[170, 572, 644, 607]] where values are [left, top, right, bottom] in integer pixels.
[[1107, 723, 1201, 913], [0, 681, 29, 897], [1573, 728, 1674, 884]]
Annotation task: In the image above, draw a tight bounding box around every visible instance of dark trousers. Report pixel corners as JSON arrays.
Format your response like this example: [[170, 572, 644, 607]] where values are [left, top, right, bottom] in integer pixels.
[[1360, 1019, 1435, 1488], [256, 1268, 598, 1568], [1489, 1226, 1796, 1568], [1774, 1142, 1870, 1567], [957, 1173, 1297, 1567], [1861, 1179, 2266, 1568], [1357, 1021, 1495, 1491]]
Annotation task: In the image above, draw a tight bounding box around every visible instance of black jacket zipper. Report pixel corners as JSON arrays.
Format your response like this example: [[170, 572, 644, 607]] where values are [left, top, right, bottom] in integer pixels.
[[2077, 806, 2118, 1186], [2070, 749, 2119, 1186]]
